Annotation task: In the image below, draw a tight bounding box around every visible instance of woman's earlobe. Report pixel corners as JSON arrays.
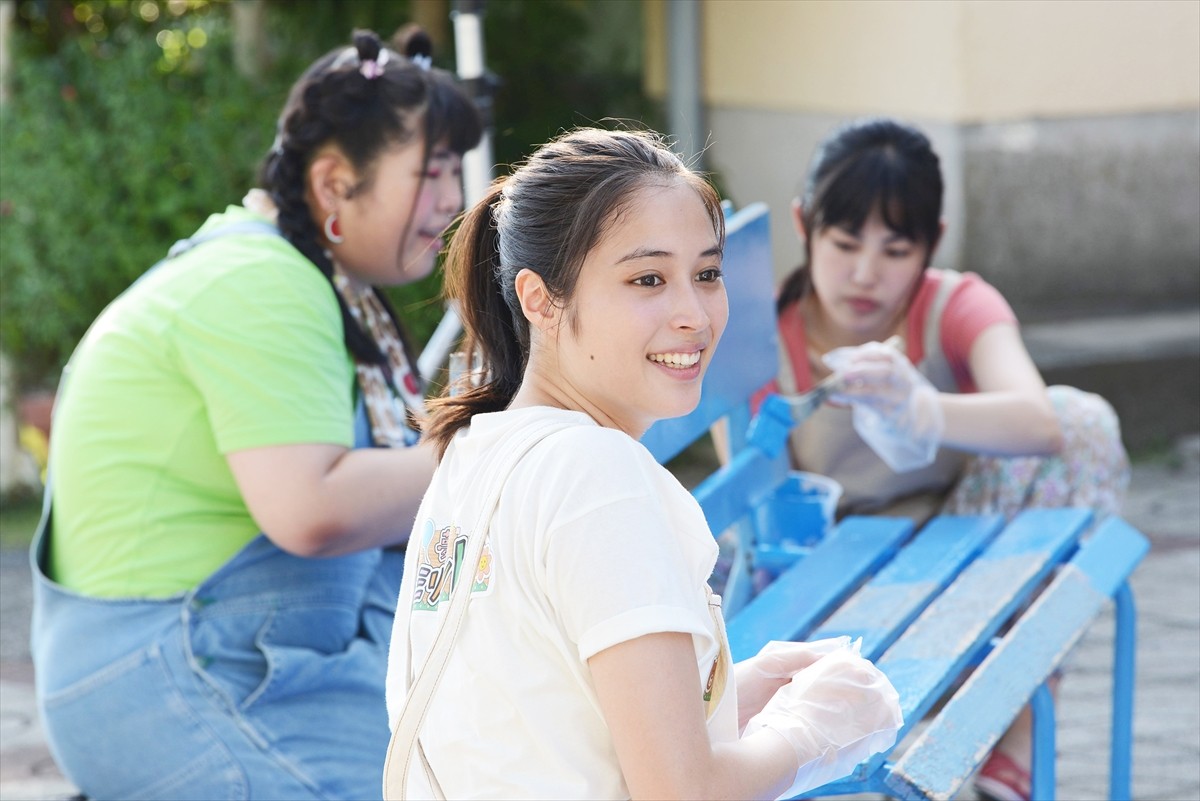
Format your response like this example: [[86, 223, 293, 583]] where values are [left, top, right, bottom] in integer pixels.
[[307, 151, 353, 214], [791, 199, 807, 240], [514, 269, 556, 330]]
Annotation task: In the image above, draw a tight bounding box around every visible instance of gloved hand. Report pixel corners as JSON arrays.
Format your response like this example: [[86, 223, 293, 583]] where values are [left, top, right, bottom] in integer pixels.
[[733, 637, 856, 732], [823, 340, 944, 472], [743, 644, 903, 799]]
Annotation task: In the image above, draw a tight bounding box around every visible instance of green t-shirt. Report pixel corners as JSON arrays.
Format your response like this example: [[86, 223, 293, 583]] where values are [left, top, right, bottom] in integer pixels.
[[49, 207, 355, 597]]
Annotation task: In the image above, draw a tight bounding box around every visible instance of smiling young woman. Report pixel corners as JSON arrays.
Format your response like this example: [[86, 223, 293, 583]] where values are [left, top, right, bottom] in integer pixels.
[[384, 127, 903, 801]]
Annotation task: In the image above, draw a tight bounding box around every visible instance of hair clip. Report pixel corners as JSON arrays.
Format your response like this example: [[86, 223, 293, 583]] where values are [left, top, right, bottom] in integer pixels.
[[360, 49, 390, 80], [410, 54, 432, 71]]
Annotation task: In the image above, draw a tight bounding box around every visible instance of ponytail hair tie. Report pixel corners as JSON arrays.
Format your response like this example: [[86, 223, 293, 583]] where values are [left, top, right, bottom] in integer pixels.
[[410, 54, 432, 71], [360, 49, 390, 80]]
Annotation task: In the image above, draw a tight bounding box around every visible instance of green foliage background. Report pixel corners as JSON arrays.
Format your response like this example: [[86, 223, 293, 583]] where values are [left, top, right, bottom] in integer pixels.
[[0, 0, 658, 390]]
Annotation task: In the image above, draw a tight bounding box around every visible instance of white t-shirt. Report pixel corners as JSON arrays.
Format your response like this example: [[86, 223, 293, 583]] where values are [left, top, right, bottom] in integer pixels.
[[386, 406, 737, 800]]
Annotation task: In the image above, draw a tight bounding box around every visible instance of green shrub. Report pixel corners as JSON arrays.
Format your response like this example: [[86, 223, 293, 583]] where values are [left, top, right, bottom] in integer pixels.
[[0, 0, 657, 391], [1, 7, 280, 389]]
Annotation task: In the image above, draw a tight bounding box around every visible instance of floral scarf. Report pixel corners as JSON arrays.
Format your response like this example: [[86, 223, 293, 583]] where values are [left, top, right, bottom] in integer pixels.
[[333, 272, 424, 448]]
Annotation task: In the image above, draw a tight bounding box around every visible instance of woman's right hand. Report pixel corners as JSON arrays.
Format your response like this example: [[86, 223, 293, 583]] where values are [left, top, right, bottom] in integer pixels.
[[823, 340, 945, 472], [743, 646, 903, 797]]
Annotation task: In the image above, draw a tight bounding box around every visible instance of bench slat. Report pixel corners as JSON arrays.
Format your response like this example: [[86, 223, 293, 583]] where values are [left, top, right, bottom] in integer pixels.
[[727, 516, 914, 662], [808, 515, 1006, 660], [885, 517, 1150, 801], [812, 508, 1093, 796], [877, 508, 1091, 726]]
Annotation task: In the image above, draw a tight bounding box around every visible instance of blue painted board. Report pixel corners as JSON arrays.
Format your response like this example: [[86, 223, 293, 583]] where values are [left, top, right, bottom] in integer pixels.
[[692, 446, 791, 537], [816, 507, 1093, 792], [727, 516, 914, 662], [885, 518, 1149, 801], [808, 515, 1006, 660], [876, 508, 1090, 736], [641, 202, 777, 463]]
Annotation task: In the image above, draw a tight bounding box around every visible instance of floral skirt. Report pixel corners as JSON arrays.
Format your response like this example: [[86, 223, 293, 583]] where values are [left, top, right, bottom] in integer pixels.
[[941, 385, 1130, 522]]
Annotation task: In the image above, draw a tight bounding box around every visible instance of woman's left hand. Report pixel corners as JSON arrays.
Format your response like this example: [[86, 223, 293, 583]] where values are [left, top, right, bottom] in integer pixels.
[[733, 637, 858, 731]]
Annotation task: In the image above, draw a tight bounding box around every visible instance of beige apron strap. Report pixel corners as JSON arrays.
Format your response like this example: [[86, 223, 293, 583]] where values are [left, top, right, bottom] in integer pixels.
[[382, 418, 571, 800], [920, 269, 963, 391]]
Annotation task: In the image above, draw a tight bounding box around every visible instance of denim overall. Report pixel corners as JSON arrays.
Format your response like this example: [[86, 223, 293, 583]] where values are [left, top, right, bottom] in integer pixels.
[[30, 224, 406, 800]]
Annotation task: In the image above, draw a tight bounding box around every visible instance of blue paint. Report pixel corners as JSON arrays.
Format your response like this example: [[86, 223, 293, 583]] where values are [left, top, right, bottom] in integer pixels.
[[982, 507, 1091, 557], [726, 516, 912, 662], [1111, 582, 1138, 801], [889, 520, 1147, 800], [866, 515, 1002, 586], [809, 515, 1005, 659]]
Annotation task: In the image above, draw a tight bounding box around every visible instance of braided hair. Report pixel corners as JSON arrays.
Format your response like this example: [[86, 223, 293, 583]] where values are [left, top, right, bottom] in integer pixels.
[[257, 27, 483, 379]]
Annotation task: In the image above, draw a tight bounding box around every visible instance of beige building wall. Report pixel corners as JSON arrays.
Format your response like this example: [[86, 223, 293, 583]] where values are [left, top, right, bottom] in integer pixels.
[[650, 0, 1200, 120], [644, 0, 1200, 319]]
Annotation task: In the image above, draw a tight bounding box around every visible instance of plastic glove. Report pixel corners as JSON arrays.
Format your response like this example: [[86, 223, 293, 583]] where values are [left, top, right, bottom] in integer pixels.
[[733, 637, 855, 732], [823, 340, 944, 472], [744, 644, 903, 799]]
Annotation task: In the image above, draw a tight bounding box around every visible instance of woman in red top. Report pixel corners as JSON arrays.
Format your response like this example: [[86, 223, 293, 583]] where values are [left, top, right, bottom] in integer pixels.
[[762, 117, 1130, 801]]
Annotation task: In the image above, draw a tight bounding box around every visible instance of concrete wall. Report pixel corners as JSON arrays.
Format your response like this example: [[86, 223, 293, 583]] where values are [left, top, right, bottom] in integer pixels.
[[961, 111, 1200, 320], [644, 0, 1200, 318]]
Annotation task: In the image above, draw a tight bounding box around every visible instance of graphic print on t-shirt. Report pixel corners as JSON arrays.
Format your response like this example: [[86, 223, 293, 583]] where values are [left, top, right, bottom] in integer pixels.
[[411, 517, 494, 612]]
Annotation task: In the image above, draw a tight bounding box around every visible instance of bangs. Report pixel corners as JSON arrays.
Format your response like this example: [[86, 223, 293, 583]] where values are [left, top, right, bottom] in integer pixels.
[[425, 77, 484, 156], [813, 148, 940, 246]]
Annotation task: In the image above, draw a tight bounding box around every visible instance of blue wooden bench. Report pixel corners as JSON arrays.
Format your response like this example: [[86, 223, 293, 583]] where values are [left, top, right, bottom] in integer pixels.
[[640, 202, 1151, 800]]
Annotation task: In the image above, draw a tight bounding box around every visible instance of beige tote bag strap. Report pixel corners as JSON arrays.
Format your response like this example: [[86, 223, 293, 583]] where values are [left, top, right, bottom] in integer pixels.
[[382, 417, 570, 800]]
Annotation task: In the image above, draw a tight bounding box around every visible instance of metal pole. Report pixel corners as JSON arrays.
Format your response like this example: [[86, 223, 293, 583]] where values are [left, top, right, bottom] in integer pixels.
[[667, 0, 703, 167], [417, 0, 495, 380], [451, 0, 494, 208]]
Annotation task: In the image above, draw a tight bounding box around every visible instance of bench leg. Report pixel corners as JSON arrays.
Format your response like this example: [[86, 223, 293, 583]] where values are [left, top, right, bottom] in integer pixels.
[[1110, 582, 1136, 801], [1030, 682, 1056, 799]]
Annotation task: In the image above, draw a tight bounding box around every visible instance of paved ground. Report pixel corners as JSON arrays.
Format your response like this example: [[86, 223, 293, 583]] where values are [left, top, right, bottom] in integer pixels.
[[1, 435, 1197, 800]]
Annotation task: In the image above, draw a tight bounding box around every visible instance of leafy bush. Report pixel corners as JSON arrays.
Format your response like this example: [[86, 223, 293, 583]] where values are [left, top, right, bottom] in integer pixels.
[[0, 0, 658, 391], [1, 4, 280, 389]]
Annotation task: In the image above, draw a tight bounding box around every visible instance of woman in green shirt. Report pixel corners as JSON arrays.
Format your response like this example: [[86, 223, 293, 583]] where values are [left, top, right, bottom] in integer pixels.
[[32, 26, 480, 800]]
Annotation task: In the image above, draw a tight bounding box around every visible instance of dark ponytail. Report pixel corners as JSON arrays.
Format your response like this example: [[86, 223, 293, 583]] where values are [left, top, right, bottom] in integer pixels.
[[256, 27, 482, 381], [423, 180, 526, 456]]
